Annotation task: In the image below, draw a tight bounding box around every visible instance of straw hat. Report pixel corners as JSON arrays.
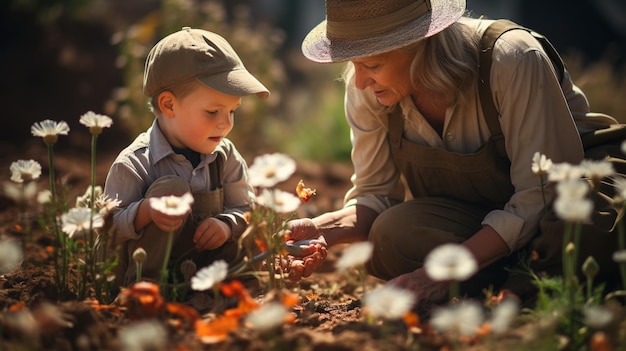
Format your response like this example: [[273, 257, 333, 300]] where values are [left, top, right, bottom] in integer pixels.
[[302, 0, 466, 63]]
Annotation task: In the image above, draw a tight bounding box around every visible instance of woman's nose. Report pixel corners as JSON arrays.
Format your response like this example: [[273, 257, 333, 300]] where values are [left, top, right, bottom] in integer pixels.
[[354, 66, 374, 90]]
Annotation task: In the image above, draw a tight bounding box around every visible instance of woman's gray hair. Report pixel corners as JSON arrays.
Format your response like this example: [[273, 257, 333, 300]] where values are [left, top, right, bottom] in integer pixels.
[[408, 21, 479, 107], [341, 21, 479, 108]]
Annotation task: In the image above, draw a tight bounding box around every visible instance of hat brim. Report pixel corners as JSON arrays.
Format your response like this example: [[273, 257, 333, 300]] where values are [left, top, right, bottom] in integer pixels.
[[302, 0, 466, 63], [197, 69, 270, 99]]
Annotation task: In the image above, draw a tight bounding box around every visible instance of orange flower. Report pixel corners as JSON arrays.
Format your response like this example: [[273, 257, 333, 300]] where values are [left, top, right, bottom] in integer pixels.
[[9, 301, 26, 312], [403, 311, 420, 328], [281, 291, 300, 309], [166, 302, 200, 328], [295, 179, 316, 202], [195, 315, 239, 344], [254, 237, 267, 252], [220, 280, 260, 317], [117, 281, 165, 320], [591, 331, 613, 351]]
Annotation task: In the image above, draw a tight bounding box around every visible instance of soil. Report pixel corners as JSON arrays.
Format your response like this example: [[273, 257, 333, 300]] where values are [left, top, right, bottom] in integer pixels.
[[0, 141, 621, 351], [0, 140, 430, 351]]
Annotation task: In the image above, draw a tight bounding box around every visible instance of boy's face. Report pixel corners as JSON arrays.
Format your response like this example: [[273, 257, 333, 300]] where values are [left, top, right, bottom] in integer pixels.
[[163, 84, 241, 154]]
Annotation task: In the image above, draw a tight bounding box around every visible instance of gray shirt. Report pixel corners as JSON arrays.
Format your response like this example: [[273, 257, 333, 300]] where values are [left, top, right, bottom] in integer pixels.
[[104, 119, 254, 244]]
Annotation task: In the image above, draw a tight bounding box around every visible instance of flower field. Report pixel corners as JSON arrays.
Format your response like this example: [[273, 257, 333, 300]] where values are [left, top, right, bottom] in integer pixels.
[[0, 115, 626, 351]]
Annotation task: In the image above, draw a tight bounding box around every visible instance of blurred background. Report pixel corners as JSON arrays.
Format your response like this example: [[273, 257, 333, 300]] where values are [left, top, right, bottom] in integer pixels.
[[1, 0, 625, 165]]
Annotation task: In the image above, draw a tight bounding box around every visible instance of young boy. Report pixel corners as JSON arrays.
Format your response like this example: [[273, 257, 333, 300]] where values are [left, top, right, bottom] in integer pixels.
[[104, 27, 269, 287]]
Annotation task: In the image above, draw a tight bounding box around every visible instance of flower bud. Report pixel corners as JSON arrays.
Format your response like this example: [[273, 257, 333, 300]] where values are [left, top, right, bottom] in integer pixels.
[[133, 248, 147, 263], [180, 259, 197, 282], [582, 256, 599, 279]]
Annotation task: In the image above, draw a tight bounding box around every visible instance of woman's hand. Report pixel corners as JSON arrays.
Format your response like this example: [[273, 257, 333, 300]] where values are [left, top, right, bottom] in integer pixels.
[[387, 268, 449, 307], [193, 217, 231, 251], [283, 218, 328, 281]]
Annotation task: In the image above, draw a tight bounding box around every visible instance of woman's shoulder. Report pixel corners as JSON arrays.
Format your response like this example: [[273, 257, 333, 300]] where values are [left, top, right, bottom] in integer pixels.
[[461, 17, 547, 59]]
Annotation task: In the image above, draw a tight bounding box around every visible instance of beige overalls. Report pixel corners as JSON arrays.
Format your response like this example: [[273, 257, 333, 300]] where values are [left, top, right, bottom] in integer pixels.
[[117, 156, 241, 287], [365, 107, 520, 297]]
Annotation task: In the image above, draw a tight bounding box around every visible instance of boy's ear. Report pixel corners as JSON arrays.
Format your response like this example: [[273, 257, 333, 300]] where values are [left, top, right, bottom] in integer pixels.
[[157, 91, 176, 118]]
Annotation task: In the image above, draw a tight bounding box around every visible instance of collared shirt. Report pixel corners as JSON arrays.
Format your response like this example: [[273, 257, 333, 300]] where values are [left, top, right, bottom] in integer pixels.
[[104, 119, 254, 244], [341, 17, 607, 252]]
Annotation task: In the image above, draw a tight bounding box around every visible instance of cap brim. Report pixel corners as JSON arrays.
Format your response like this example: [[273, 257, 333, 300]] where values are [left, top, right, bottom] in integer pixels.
[[197, 69, 270, 99], [302, 0, 465, 63]]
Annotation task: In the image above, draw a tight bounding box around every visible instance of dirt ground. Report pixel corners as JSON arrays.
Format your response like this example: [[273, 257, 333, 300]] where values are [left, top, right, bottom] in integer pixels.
[[1, 140, 623, 351], [0, 140, 441, 351]]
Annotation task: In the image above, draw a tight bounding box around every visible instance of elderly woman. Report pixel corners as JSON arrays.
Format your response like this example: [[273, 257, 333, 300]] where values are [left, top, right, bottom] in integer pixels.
[[288, 0, 622, 306]]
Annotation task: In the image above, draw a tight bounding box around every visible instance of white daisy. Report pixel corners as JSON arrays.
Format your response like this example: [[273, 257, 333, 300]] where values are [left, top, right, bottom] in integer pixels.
[[554, 196, 593, 223], [612, 249, 626, 264], [31, 119, 70, 145], [583, 305, 613, 329], [37, 189, 52, 204], [248, 153, 296, 188], [255, 188, 301, 214], [490, 299, 519, 334], [4, 182, 38, 204], [579, 159, 615, 181], [335, 241, 373, 271], [556, 179, 589, 200], [119, 320, 167, 351], [430, 300, 484, 337], [79, 111, 113, 135], [190, 260, 228, 291], [148, 192, 194, 216], [531, 152, 553, 176], [0, 239, 23, 275], [548, 162, 584, 182], [61, 207, 104, 238], [245, 302, 288, 332], [10, 159, 42, 183], [362, 285, 415, 319], [424, 243, 478, 282]]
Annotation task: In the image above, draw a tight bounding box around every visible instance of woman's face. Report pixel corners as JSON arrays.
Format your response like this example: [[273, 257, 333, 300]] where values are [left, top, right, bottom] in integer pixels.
[[351, 48, 415, 106]]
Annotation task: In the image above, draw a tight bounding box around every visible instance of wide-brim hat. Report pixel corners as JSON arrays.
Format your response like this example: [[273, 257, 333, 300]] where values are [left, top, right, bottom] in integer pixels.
[[302, 0, 466, 63], [144, 27, 269, 99]]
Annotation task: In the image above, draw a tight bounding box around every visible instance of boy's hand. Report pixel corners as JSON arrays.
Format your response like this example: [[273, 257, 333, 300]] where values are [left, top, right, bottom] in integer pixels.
[[193, 217, 231, 251]]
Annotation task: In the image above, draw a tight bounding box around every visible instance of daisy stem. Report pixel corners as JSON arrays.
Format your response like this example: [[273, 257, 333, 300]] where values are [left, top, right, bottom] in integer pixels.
[[449, 281, 459, 301], [82, 133, 98, 300], [562, 221, 573, 287], [159, 231, 175, 289], [618, 220, 626, 290], [136, 262, 142, 282], [47, 143, 67, 294], [539, 176, 548, 214]]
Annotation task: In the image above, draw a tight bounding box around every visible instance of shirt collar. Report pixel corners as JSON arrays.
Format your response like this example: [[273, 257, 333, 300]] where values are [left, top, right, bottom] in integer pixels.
[[148, 119, 224, 166]]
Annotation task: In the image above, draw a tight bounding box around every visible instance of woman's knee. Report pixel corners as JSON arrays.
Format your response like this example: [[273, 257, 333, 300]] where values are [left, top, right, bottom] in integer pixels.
[[366, 204, 466, 280]]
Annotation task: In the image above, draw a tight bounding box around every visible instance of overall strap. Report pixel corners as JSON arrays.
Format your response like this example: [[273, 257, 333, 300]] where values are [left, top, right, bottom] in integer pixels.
[[208, 153, 224, 190], [478, 19, 566, 158]]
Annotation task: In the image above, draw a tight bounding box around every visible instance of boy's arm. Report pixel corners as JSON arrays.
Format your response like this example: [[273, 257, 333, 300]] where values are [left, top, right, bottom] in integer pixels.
[[103, 162, 148, 245]]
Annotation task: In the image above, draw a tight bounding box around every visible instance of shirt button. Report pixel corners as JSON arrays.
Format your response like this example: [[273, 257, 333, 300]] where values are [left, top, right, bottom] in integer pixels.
[[445, 132, 455, 142]]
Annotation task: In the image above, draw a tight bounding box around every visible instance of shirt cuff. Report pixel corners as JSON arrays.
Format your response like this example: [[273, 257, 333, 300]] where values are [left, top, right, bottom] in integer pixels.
[[481, 209, 525, 253], [344, 194, 400, 214]]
